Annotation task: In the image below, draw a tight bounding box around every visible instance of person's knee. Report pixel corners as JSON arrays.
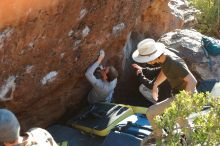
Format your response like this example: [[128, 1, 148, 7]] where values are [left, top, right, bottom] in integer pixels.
[[146, 109, 154, 120]]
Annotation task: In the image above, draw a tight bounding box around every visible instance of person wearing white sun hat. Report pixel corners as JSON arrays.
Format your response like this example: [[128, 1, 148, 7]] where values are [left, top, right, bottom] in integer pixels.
[[132, 38, 166, 63], [132, 39, 171, 103], [132, 38, 197, 145]]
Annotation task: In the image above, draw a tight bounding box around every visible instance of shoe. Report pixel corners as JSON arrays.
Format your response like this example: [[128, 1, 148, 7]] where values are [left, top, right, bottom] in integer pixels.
[[139, 84, 156, 104]]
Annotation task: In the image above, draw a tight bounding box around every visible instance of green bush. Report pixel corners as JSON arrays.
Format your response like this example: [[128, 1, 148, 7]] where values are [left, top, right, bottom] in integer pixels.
[[154, 91, 220, 145], [188, 0, 220, 38]]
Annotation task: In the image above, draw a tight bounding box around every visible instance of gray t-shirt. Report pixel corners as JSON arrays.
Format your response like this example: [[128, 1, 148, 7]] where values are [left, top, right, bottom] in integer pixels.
[[85, 61, 117, 104]]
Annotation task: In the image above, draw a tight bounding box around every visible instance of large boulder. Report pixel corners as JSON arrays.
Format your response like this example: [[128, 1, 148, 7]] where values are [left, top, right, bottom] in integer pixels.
[[0, 0, 195, 130], [135, 0, 197, 38], [159, 29, 220, 80]]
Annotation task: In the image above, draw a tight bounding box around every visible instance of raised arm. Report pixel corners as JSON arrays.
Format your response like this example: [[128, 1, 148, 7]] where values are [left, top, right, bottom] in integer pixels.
[[85, 50, 105, 84]]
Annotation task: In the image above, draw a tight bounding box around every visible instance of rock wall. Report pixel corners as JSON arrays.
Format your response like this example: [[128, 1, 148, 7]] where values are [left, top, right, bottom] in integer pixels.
[[0, 0, 195, 131]]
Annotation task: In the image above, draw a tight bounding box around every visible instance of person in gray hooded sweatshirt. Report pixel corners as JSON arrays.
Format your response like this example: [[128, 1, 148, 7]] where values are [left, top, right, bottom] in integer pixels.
[[0, 109, 58, 146], [85, 50, 118, 104]]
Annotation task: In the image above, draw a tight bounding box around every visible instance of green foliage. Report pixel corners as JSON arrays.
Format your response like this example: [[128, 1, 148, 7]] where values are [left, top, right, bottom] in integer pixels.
[[154, 91, 220, 145], [188, 0, 220, 37]]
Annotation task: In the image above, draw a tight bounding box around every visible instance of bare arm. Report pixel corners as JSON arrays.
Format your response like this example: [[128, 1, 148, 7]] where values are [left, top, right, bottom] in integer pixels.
[[183, 72, 197, 93], [85, 50, 105, 84], [153, 70, 167, 87], [97, 50, 105, 63], [152, 70, 167, 100]]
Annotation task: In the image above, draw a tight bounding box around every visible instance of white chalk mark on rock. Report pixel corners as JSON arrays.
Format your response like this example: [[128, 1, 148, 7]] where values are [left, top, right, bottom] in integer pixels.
[[82, 26, 90, 37], [112, 23, 126, 36], [41, 71, 58, 85], [0, 76, 16, 101], [79, 9, 87, 20]]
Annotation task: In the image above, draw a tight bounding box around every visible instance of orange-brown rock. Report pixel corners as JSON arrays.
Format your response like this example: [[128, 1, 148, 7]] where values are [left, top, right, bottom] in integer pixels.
[[0, 0, 195, 131]]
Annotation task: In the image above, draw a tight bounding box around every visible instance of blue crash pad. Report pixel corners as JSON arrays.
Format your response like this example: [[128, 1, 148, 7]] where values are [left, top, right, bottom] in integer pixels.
[[47, 124, 104, 146]]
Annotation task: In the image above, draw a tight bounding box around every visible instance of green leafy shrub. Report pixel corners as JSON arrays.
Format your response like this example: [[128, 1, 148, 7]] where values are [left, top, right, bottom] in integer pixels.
[[188, 0, 220, 38], [154, 91, 220, 145]]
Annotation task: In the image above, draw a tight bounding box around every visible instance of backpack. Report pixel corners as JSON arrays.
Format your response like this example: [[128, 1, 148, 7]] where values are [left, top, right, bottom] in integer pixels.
[[201, 37, 220, 56]]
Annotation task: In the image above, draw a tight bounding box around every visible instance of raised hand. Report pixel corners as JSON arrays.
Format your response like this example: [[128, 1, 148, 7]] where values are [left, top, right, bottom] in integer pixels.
[[99, 49, 105, 58], [98, 49, 105, 62]]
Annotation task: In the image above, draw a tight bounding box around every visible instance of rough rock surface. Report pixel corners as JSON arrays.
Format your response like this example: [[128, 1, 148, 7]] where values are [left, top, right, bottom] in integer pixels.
[[0, 0, 195, 131], [136, 0, 197, 38], [159, 29, 220, 80]]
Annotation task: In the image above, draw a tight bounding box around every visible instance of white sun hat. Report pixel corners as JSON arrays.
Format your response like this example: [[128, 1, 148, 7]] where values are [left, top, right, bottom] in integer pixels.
[[132, 38, 165, 63]]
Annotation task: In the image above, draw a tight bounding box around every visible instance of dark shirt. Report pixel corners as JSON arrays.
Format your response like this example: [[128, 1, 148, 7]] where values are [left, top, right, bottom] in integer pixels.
[[137, 64, 161, 89], [161, 52, 189, 93], [137, 63, 172, 101]]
